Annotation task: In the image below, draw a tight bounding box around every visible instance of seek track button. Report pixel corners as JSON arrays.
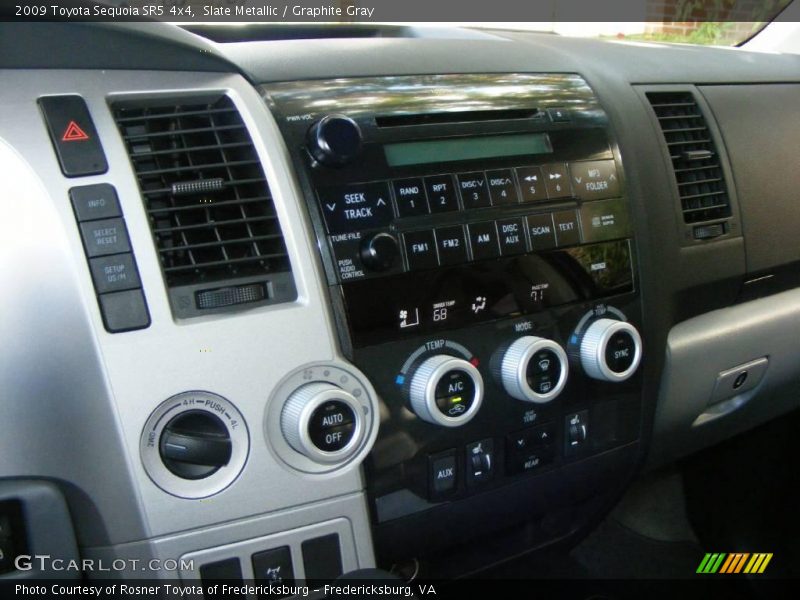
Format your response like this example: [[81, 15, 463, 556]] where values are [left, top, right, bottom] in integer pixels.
[[318, 181, 392, 234]]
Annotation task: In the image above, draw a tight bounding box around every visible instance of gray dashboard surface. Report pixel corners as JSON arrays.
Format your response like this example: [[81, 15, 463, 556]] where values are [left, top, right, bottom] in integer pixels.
[[222, 33, 800, 84]]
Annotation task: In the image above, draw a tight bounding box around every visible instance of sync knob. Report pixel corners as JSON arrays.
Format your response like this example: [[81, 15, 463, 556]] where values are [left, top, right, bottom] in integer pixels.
[[499, 336, 569, 403], [578, 318, 642, 382], [306, 114, 363, 167], [281, 382, 365, 463], [408, 355, 484, 427]]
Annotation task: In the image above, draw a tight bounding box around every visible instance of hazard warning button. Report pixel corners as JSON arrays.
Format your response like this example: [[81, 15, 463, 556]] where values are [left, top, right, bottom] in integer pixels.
[[38, 95, 108, 177]]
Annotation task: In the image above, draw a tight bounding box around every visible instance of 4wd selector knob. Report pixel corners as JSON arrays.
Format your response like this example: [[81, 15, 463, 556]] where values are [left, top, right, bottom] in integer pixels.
[[408, 355, 484, 427], [499, 336, 569, 403], [281, 382, 365, 463], [306, 115, 363, 167], [159, 410, 232, 480], [579, 318, 642, 382]]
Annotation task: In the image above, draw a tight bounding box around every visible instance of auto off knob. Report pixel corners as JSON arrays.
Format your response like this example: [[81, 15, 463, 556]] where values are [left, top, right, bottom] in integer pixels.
[[281, 382, 365, 463], [408, 355, 484, 427], [579, 318, 642, 382], [499, 336, 569, 403]]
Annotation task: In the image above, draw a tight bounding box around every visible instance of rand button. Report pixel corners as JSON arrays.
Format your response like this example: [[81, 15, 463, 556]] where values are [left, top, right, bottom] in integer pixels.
[[392, 178, 430, 217]]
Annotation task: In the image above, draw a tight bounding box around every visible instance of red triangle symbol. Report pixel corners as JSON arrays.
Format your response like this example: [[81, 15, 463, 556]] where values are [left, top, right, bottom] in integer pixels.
[[61, 121, 90, 142]]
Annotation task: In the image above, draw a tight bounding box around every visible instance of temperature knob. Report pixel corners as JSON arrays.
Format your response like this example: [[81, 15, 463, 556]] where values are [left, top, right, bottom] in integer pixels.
[[306, 115, 362, 167], [281, 382, 365, 463], [578, 318, 642, 382], [408, 355, 484, 427], [499, 336, 569, 403]]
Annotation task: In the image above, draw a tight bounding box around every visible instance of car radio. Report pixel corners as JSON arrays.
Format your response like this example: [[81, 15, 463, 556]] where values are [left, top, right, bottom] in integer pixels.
[[264, 74, 643, 563]]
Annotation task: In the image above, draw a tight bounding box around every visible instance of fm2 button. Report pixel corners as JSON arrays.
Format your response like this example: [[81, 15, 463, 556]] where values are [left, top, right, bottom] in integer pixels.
[[308, 400, 356, 452]]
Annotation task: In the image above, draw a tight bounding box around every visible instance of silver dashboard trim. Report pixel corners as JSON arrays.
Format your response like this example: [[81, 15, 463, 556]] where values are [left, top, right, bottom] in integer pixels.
[[0, 69, 376, 568]]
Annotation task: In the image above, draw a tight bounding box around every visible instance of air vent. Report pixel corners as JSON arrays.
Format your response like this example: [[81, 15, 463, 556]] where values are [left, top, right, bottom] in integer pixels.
[[113, 95, 296, 317], [646, 91, 731, 225]]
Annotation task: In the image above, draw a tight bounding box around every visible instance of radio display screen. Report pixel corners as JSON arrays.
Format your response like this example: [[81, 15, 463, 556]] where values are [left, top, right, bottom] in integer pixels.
[[343, 240, 633, 348], [383, 133, 553, 167]]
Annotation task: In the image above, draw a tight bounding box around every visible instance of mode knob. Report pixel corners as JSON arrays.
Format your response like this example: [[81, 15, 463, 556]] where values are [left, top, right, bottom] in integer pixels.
[[578, 318, 642, 382], [408, 355, 484, 427], [281, 382, 365, 463], [360, 232, 400, 272], [306, 115, 363, 167], [499, 336, 569, 403]]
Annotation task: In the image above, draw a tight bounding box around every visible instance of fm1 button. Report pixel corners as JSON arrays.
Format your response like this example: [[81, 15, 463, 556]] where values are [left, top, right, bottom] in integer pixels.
[[434, 369, 476, 418], [429, 450, 457, 497], [308, 400, 356, 452]]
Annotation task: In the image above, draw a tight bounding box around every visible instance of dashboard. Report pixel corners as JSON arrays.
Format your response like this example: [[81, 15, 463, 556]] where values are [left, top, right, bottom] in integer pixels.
[[1, 20, 800, 587]]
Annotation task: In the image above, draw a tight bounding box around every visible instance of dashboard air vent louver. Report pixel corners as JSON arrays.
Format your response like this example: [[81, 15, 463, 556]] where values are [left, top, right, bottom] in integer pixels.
[[646, 91, 731, 225], [112, 95, 296, 317]]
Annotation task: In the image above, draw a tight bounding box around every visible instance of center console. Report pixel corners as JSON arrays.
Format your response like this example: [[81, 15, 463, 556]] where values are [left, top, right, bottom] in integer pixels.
[[270, 73, 644, 568]]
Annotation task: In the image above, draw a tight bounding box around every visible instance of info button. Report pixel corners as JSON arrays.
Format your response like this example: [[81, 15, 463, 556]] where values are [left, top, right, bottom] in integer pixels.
[[317, 181, 392, 234]]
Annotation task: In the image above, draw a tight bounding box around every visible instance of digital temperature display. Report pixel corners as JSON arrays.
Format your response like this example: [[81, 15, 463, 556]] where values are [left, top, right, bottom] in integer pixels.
[[344, 240, 633, 347]]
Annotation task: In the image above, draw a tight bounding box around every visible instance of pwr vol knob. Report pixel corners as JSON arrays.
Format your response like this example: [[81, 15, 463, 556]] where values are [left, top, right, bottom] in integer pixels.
[[281, 382, 366, 463]]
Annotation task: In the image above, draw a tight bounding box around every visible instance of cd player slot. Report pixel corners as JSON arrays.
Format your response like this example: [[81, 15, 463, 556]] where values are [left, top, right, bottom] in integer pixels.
[[375, 108, 543, 128]]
